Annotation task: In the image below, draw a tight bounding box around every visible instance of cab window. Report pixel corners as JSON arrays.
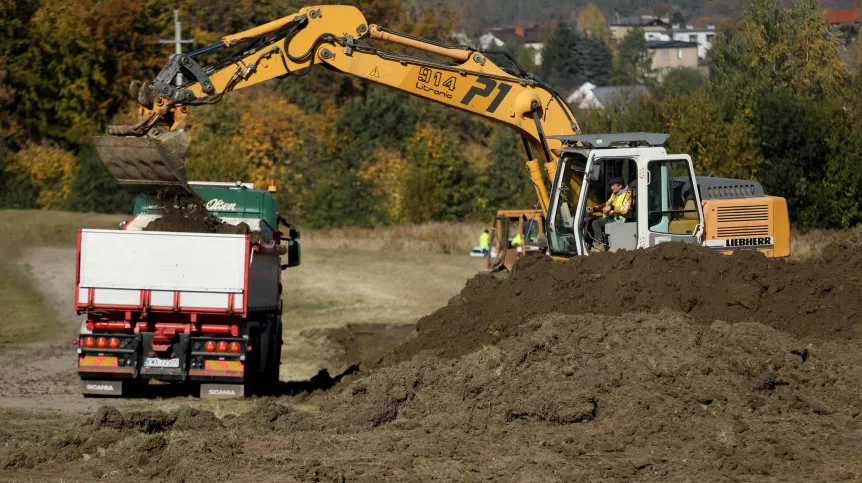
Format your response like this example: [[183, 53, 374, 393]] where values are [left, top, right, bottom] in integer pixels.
[[647, 159, 699, 234], [586, 158, 637, 204], [523, 218, 540, 242]]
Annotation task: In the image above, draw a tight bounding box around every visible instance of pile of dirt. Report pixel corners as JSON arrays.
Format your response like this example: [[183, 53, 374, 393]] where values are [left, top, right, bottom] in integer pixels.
[[142, 193, 258, 238], [385, 231, 862, 364], [6, 313, 861, 480], [300, 323, 416, 375]]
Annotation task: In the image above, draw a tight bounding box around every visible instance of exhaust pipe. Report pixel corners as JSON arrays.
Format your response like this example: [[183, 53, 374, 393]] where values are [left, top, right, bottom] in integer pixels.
[[94, 131, 192, 193]]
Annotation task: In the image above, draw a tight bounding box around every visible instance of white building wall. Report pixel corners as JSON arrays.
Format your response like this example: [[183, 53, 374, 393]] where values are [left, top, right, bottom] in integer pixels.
[[671, 30, 715, 59]]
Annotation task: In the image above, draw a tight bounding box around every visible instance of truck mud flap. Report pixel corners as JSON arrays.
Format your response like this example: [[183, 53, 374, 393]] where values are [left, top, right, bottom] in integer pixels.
[[200, 383, 245, 399], [80, 380, 123, 396]]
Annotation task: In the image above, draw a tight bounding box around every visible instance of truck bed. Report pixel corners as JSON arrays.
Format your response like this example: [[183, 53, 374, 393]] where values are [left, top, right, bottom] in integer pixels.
[[76, 229, 280, 315]]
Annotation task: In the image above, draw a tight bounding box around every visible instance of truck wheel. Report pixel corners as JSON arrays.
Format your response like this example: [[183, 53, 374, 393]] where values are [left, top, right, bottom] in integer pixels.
[[243, 331, 262, 397], [122, 380, 149, 398], [263, 321, 283, 393]]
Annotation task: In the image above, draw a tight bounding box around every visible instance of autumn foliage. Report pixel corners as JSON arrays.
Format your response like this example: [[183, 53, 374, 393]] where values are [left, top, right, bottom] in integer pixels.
[[2, 0, 861, 230]]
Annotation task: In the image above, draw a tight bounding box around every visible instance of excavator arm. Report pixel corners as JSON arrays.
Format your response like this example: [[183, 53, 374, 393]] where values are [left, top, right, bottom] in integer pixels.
[[96, 5, 580, 209]]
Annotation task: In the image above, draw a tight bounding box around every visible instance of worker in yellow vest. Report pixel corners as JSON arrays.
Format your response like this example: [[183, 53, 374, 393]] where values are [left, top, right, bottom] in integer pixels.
[[511, 232, 522, 246], [479, 229, 490, 256], [589, 177, 632, 251]]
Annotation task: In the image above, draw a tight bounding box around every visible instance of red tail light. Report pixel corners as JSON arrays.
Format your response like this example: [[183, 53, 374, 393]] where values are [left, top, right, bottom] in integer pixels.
[[216, 341, 228, 353], [204, 341, 216, 353], [84, 337, 95, 348], [96, 337, 107, 349], [108, 337, 120, 349], [229, 342, 241, 353]]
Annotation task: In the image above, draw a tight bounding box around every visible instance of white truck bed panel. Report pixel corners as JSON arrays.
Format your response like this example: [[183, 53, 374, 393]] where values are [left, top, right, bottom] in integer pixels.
[[79, 230, 246, 293]]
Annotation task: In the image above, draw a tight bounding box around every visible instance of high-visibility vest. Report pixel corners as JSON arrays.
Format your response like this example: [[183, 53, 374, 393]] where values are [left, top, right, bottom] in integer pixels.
[[604, 188, 632, 220], [479, 232, 490, 250], [512, 233, 522, 245]]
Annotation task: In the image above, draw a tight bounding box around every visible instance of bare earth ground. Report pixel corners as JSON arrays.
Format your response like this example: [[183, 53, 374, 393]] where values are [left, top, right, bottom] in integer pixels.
[[3, 218, 861, 481], [0, 246, 484, 415]]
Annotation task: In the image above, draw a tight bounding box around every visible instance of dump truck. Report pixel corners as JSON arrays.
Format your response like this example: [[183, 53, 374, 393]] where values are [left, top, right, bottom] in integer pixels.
[[92, 4, 790, 259], [75, 181, 299, 398]]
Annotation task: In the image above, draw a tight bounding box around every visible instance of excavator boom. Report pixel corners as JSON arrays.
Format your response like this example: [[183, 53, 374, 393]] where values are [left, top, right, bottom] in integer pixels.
[[95, 5, 579, 205]]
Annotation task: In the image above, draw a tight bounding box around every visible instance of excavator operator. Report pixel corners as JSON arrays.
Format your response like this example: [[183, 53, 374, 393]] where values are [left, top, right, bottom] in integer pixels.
[[587, 177, 631, 251]]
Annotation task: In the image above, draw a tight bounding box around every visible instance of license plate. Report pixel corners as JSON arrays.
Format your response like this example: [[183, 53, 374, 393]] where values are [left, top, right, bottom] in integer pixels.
[[144, 357, 180, 368]]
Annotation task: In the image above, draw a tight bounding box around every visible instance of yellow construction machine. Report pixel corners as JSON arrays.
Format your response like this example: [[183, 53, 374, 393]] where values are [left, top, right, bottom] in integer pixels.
[[95, 4, 790, 259], [487, 208, 546, 271]]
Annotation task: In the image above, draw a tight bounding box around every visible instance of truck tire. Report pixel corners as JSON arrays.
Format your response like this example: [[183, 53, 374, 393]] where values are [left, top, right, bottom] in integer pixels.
[[263, 319, 283, 393]]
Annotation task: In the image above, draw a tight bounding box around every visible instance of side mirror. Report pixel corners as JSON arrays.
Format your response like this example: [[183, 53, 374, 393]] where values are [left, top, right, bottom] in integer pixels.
[[588, 164, 600, 181], [118, 220, 127, 230], [278, 216, 292, 228], [281, 239, 301, 269]]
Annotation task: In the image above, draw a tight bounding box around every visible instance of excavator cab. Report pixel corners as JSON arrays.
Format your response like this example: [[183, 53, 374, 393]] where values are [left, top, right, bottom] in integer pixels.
[[545, 133, 705, 256]]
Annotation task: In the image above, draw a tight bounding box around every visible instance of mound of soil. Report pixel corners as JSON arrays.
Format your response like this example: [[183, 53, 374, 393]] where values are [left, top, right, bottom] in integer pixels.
[[142, 194, 258, 238], [8, 313, 861, 480], [385, 231, 862, 364]]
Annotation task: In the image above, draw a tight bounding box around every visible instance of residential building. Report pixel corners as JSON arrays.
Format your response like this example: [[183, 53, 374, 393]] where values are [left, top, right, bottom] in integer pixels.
[[479, 26, 544, 65], [610, 15, 670, 43], [566, 82, 651, 110], [671, 26, 716, 60], [640, 25, 716, 60], [647, 40, 699, 82]]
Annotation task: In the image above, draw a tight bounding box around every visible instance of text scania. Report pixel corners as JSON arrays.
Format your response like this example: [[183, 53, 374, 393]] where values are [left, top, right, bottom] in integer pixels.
[[725, 237, 773, 247], [208, 388, 237, 396], [86, 384, 115, 391], [206, 199, 238, 211]]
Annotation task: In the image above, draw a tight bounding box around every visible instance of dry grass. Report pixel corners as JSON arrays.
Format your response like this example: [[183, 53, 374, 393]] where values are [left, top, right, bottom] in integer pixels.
[[790, 226, 860, 261], [0, 210, 124, 349], [0, 209, 123, 258], [301, 222, 487, 255]]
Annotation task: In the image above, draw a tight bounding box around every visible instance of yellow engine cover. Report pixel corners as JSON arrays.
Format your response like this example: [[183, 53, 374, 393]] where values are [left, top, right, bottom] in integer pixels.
[[702, 196, 790, 258]]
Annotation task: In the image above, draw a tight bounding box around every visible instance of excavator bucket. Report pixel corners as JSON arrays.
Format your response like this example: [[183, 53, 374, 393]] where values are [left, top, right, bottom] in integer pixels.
[[93, 131, 192, 193]]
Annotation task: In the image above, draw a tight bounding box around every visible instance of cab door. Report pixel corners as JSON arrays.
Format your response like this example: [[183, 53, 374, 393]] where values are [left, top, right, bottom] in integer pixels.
[[546, 151, 594, 257], [639, 154, 704, 247]]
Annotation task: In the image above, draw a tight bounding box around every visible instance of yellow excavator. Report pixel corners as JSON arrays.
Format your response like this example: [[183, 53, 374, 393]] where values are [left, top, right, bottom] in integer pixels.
[[95, 4, 791, 259]]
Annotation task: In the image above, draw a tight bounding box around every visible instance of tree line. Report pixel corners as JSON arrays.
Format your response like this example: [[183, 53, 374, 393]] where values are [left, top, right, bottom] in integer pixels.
[[1, 0, 861, 230]]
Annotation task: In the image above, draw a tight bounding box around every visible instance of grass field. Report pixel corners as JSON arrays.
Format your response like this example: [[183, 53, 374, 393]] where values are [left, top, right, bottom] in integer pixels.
[[0, 210, 123, 350], [301, 222, 486, 255]]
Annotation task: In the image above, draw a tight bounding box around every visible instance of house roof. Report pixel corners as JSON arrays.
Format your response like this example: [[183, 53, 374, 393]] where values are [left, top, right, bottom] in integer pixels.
[[670, 28, 716, 34], [591, 85, 651, 108], [646, 40, 699, 49], [486, 26, 543, 44], [611, 17, 670, 28], [826, 9, 860, 25]]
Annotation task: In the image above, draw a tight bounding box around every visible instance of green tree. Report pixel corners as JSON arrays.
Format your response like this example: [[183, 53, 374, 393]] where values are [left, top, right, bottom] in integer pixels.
[[577, 35, 613, 85], [711, 0, 845, 109], [539, 22, 582, 85], [611, 27, 652, 85], [658, 68, 704, 97], [64, 143, 134, 213], [485, 126, 533, 211], [403, 124, 475, 222]]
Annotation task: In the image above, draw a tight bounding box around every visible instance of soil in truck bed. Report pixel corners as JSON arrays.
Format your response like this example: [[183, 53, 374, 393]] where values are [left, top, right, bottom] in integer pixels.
[[142, 193, 263, 240]]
